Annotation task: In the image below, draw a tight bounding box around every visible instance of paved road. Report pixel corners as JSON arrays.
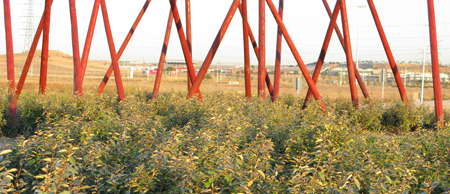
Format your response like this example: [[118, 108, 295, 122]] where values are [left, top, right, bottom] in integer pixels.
[[414, 100, 450, 108]]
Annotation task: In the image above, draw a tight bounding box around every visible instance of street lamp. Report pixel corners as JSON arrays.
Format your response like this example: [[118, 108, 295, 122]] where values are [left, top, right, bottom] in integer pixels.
[[356, 4, 367, 85], [421, 25, 429, 105]]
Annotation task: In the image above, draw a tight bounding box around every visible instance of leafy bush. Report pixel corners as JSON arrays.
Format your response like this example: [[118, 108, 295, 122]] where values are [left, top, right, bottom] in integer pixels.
[[0, 91, 449, 193]]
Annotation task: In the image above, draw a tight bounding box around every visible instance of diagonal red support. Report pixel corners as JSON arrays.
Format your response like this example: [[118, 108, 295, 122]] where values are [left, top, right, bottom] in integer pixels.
[[81, 0, 101, 82], [152, 10, 174, 99], [39, 0, 52, 95], [16, 0, 54, 97], [302, 1, 340, 109], [272, 0, 284, 102], [69, 0, 83, 95], [97, 0, 152, 95], [265, 0, 324, 106], [339, 0, 359, 107], [98, 0, 125, 101], [188, 0, 240, 98], [367, 0, 408, 103], [427, 0, 444, 126], [323, 0, 370, 101], [169, 0, 202, 99]]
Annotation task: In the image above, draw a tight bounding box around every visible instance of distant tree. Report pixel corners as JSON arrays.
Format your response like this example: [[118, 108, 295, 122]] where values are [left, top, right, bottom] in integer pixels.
[[205, 74, 212, 80], [293, 70, 300, 75], [166, 67, 175, 71]]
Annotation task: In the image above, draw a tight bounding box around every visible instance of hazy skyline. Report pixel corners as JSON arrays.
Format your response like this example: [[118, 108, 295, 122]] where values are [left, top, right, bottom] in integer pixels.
[[1, 0, 450, 66]]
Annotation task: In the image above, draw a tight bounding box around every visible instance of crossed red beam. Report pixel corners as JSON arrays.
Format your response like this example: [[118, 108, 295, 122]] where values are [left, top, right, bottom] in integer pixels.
[[3, 0, 444, 125]]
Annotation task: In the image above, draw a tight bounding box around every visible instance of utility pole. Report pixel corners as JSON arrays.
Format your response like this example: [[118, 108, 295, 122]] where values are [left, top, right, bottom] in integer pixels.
[[22, 0, 36, 75], [382, 69, 386, 100]]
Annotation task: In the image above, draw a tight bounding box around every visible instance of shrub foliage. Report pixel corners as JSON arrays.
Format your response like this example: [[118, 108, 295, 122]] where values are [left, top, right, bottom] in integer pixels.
[[0, 90, 449, 193]]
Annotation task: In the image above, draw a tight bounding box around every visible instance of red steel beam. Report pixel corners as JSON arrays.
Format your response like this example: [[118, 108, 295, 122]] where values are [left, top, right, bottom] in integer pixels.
[[3, 0, 16, 122], [98, 0, 125, 101], [339, 0, 359, 107], [80, 0, 101, 82], [427, 0, 444, 126], [265, 0, 323, 104], [186, 0, 193, 90], [272, 0, 284, 102], [302, 0, 340, 109], [169, 0, 202, 99], [39, 0, 52, 95], [152, 10, 174, 99], [188, 0, 240, 98], [16, 0, 54, 97], [242, 0, 251, 99], [69, 0, 83, 95], [367, 0, 408, 103], [258, 0, 266, 99], [97, 0, 151, 95], [237, 4, 274, 96]]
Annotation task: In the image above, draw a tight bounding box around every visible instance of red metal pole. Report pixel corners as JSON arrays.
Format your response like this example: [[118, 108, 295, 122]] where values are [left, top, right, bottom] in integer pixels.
[[69, 0, 83, 96], [39, 0, 52, 95], [302, 1, 340, 109], [187, 0, 240, 98], [97, 0, 151, 95], [3, 0, 16, 122], [99, 0, 125, 101], [242, 0, 251, 99], [169, 0, 202, 99], [258, 0, 266, 99], [80, 0, 101, 82], [427, 0, 444, 126], [238, 4, 274, 95], [265, 0, 323, 104], [152, 10, 174, 99], [186, 0, 193, 90], [367, 0, 408, 103], [339, 0, 358, 107], [273, 0, 284, 102], [16, 0, 54, 97]]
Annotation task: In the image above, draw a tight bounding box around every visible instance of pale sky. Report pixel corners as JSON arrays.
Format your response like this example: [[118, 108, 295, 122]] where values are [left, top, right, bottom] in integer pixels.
[[1, 0, 450, 66]]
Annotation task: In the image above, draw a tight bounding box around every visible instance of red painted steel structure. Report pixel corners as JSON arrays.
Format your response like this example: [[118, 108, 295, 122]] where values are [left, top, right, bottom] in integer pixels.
[[3, 0, 16, 122], [69, 0, 83, 95], [81, 0, 101, 82], [39, 0, 52, 95], [273, 0, 284, 102], [367, 0, 408, 103], [427, 0, 444, 126], [265, 0, 323, 104], [152, 10, 174, 99], [186, 0, 193, 90], [188, 0, 241, 98], [99, 0, 125, 101], [258, 0, 266, 99], [170, 0, 203, 99], [97, 0, 151, 97], [339, 0, 359, 107], [2, 0, 445, 124], [242, 0, 251, 99]]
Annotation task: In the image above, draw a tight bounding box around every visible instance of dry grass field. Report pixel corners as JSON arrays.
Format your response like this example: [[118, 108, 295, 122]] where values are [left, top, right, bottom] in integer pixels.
[[1, 50, 450, 108]]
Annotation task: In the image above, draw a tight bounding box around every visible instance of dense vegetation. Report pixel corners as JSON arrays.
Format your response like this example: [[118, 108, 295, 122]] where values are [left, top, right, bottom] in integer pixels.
[[0, 89, 449, 193]]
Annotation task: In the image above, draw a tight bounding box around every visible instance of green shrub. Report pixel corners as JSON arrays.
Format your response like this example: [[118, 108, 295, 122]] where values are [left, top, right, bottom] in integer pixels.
[[0, 91, 449, 193]]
